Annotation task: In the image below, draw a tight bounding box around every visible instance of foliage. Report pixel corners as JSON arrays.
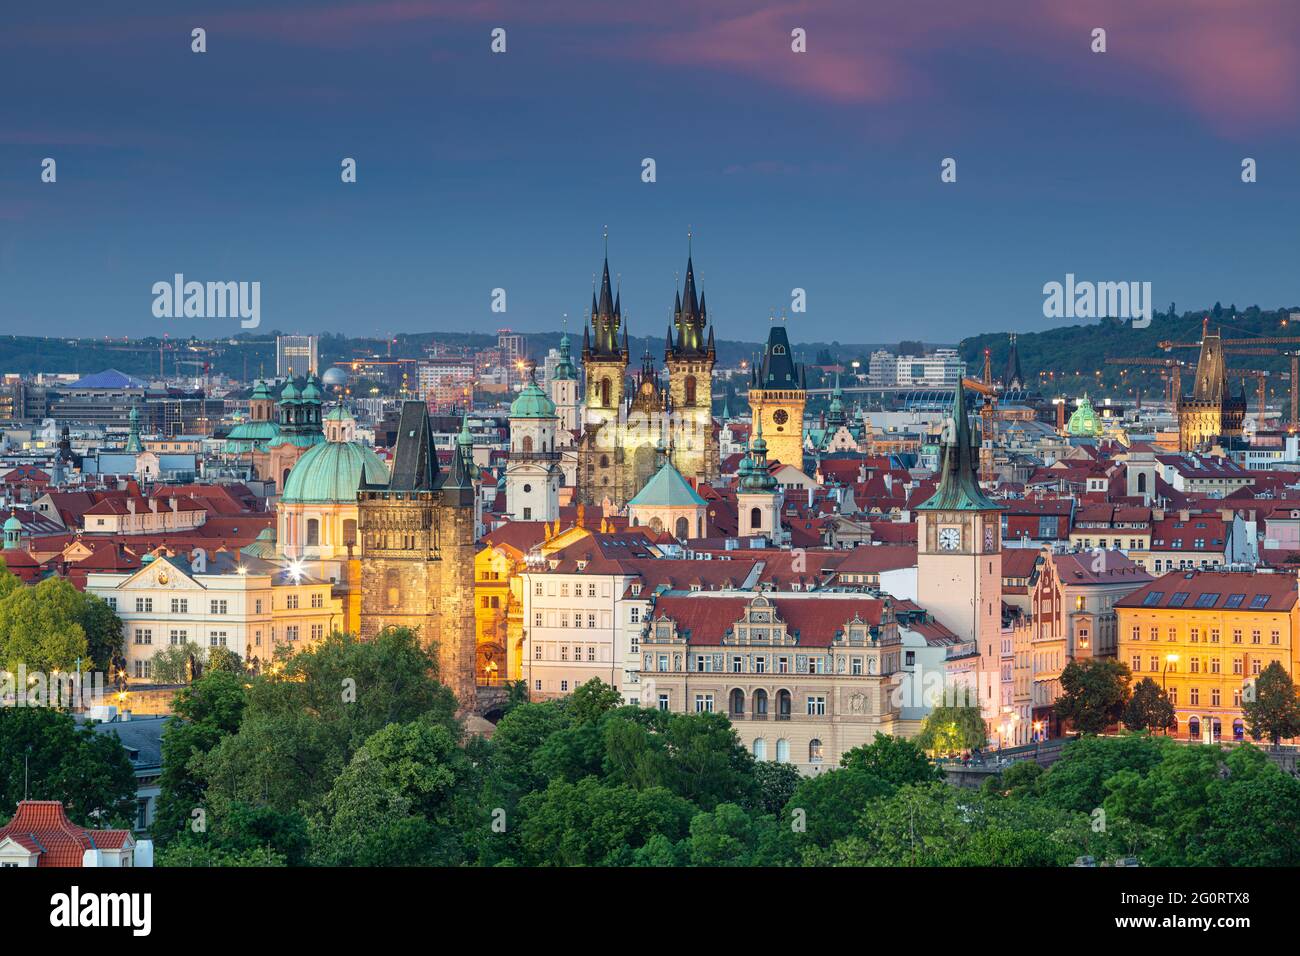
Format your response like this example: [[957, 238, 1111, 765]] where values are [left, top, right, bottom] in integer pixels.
[[0, 707, 136, 827], [840, 733, 938, 787], [1054, 658, 1131, 734], [915, 704, 987, 754], [1243, 661, 1300, 747], [1122, 677, 1176, 734]]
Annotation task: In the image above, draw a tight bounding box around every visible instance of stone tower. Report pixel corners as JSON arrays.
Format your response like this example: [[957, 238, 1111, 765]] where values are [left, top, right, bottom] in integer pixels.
[[748, 324, 807, 471], [1177, 320, 1246, 452], [736, 419, 783, 543], [916, 377, 1002, 719], [578, 251, 629, 504], [664, 249, 719, 485], [358, 400, 478, 710]]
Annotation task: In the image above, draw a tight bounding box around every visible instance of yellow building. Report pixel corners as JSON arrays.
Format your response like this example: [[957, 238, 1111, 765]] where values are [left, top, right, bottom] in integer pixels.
[[748, 324, 806, 470], [1116, 570, 1299, 742]]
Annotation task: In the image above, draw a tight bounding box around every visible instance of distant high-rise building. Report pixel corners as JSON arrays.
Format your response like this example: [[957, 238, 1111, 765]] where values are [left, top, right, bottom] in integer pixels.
[[497, 329, 526, 366], [277, 335, 318, 379], [896, 349, 964, 387], [867, 349, 897, 387]]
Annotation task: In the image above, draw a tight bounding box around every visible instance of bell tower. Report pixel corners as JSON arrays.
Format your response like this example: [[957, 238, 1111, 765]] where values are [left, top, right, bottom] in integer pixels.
[[664, 242, 718, 483], [748, 323, 807, 470], [916, 377, 1002, 719]]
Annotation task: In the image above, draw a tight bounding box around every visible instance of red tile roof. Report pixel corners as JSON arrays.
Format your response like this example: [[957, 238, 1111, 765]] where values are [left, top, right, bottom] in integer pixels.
[[1115, 569, 1296, 612], [651, 593, 886, 647], [0, 800, 133, 867]]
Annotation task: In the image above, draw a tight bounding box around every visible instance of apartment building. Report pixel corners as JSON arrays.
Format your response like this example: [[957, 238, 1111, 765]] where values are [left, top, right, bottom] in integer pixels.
[[86, 552, 341, 682], [1116, 569, 1300, 742]]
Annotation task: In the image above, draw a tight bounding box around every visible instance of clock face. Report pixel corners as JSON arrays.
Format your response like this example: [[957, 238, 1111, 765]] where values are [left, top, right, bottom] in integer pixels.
[[773, 409, 789, 425], [938, 527, 961, 551]]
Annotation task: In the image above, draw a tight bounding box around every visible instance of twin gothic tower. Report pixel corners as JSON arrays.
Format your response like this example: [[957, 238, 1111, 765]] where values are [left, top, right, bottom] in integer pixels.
[[576, 246, 719, 507]]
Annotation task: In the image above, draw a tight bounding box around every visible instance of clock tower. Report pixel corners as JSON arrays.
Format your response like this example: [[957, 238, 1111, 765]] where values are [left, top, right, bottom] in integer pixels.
[[916, 377, 1002, 719], [748, 324, 806, 470]]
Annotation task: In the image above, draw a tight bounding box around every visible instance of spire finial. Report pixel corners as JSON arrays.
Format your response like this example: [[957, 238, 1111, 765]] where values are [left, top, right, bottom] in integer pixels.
[[603, 225, 608, 256]]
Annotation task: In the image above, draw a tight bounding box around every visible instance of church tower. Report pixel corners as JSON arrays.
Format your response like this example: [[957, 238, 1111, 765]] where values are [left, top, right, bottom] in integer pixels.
[[358, 400, 479, 710], [736, 419, 784, 543], [916, 378, 1002, 719], [506, 367, 561, 522], [748, 324, 806, 470], [577, 247, 629, 505], [665, 246, 719, 484], [550, 332, 580, 436]]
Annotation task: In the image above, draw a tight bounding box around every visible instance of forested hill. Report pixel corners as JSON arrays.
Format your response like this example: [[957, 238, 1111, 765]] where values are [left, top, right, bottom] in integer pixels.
[[960, 305, 1300, 399]]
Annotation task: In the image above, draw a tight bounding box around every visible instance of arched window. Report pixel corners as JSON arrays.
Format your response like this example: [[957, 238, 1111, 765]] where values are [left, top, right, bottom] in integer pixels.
[[809, 739, 824, 764], [775, 739, 790, 763], [749, 507, 762, 531], [675, 516, 689, 540], [730, 688, 745, 717], [753, 689, 768, 718], [777, 689, 791, 719], [753, 738, 767, 761], [600, 377, 611, 407], [282, 468, 291, 490], [1188, 716, 1200, 740], [521, 435, 533, 453], [306, 518, 320, 547], [1212, 718, 1222, 741], [1136, 472, 1147, 493], [1233, 718, 1245, 741], [684, 375, 697, 405]]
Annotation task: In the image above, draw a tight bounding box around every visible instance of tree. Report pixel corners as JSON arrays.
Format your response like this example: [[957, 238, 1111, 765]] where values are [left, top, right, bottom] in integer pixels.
[[0, 707, 136, 827], [915, 703, 986, 755], [152, 668, 248, 845], [1243, 661, 1300, 748], [150, 643, 204, 684], [840, 733, 937, 787], [0, 581, 87, 672], [565, 678, 623, 725], [514, 777, 694, 866], [1122, 677, 1176, 733], [310, 718, 475, 866], [752, 760, 802, 815], [784, 767, 892, 850], [1035, 734, 1170, 814], [1054, 658, 1131, 734]]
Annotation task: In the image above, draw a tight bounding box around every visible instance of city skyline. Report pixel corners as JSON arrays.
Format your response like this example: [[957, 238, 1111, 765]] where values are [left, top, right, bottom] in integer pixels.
[[3, 0, 1299, 341]]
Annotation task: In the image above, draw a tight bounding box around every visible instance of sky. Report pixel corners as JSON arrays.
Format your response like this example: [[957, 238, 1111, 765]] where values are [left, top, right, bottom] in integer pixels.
[[2, 0, 1299, 345]]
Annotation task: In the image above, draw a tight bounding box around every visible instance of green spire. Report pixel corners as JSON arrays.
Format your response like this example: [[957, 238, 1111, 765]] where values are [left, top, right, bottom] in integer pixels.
[[917, 377, 997, 512], [124, 404, 143, 453]]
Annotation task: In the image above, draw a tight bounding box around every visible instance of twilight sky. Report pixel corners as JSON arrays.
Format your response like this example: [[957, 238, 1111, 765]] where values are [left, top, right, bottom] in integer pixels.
[[2, 0, 1298, 344]]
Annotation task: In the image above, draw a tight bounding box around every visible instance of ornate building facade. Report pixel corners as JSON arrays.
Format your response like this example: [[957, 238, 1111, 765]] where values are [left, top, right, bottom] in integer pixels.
[[576, 247, 719, 508], [358, 400, 479, 709]]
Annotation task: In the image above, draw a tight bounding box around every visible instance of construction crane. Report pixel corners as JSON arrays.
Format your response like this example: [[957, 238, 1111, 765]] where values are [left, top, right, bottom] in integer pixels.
[[1105, 356, 1185, 406]]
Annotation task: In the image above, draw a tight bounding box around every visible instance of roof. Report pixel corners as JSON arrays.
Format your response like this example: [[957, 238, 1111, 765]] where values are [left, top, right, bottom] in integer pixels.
[[281, 440, 389, 504], [833, 544, 917, 576], [69, 369, 148, 389], [89, 715, 171, 772], [0, 801, 133, 867], [628, 462, 707, 508], [651, 592, 886, 647], [1115, 569, 1296, 612]]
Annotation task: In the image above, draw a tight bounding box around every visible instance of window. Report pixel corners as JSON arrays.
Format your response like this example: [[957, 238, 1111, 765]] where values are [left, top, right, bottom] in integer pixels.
[[809, 739, 824, 764], [657, 655, 668, 672], [694, 694, 715, 713], [135, 598, 153, 613], [1141, 591, 1164, 606], [284, 595, 298, 611], [657, 693, 670, 711], [1225, 593, 1246, 608], [561, 680, 569, 692], [1169, 592, 1189, 607], [731, 656, 743, 673], [1190, 687, 1200, 706], [169, 629, 185, 645], [587, 583, 597, 598], [905, 651, 915, 666], [753, 738, 767, 761], [286, 625, 299, 642], [754, 656, 766, 674], [587, 613, 596, 629], [560, 646, 568, 661], [776, 739, 790, 763], [806, 695, 826, 716], [534, 645, 542, 660], [311, 592, 324, 609], [170, 598, 188, 614], [851, 657, 863, 676], [587, 646, 596, 662], [210, 599, 228, 615], [1250, 594, 1271, 609], [209, 631, 227, 647], [134, 628, 152, 646], [311, 624, 324, 641], [534, 582, 543, 596], [630, 606, 641, 624], [534, 612, 542, 627], [535, 680, 542, 691], [1193, 593, 1219, 608]]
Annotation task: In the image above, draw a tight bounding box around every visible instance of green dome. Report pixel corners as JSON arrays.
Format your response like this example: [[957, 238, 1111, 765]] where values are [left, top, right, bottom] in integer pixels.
[[281, 441, 389, 504], [280, 380, 299, 402], [510, 380, 556, 419], [1067, 396, 1103, 437], [300, 376, 322, 402], [3, 514, 21, 533], [325, 404, 354, 421], [251, 380, 274, 401]]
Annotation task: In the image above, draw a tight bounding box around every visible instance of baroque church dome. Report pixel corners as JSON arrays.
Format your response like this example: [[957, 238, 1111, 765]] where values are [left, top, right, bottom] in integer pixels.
[[281, 440, 389, 504]]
